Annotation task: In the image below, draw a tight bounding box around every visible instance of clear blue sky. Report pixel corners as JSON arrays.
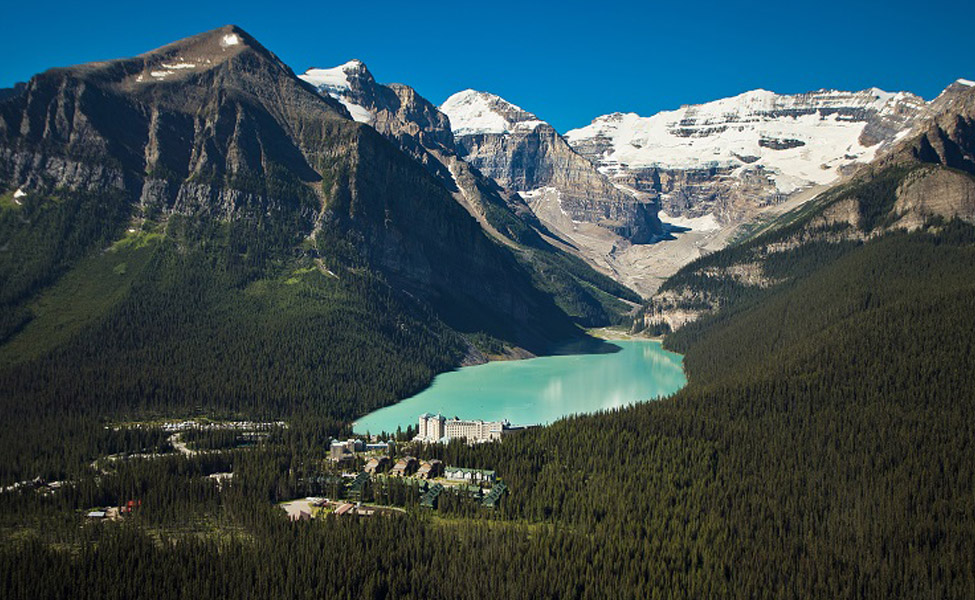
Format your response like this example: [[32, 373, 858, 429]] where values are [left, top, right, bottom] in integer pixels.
[[1, 0, 971, 132]]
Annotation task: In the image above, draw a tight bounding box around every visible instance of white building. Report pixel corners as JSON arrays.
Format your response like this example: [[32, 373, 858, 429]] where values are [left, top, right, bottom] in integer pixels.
[[418, 413, 446, 441], [416, 413, 508, 443]]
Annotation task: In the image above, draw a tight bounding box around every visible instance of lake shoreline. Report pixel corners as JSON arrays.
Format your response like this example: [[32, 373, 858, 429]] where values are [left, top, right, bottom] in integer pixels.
[[354, 339, 686, 436], [586, 326, 664, 343]]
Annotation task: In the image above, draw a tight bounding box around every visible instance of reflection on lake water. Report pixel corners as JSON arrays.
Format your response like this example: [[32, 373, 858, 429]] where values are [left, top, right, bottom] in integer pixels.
[[353, 341, 686, 435]]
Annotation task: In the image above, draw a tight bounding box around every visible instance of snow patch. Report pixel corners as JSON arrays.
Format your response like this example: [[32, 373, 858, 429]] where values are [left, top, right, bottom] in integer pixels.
[[161, 62, 196, 70], [565, 87, 925, 194], [658, 210, 720, 232], [893, 127, 913, 142], [957, 78, 975, 87], [441, 90, 510, 135], [441, 90, 548, 136], [149, 71, 173, 79], [515, 119, 545, 132], [298, 63, 374, 124], [299, 61, 362, 93], [338, 99, 373, 124], [220, 33, 241, 47]]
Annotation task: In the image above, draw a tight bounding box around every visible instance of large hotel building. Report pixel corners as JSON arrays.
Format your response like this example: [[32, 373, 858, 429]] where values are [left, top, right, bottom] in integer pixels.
[[416, 413, 511, 443]]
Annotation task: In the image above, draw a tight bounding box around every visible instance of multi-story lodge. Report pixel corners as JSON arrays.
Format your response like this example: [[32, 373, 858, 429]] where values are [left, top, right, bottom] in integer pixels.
[[416, 413, 523, 443]]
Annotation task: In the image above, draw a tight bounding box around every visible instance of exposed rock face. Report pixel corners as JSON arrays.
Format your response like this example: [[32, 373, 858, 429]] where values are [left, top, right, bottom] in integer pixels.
[[881, 79, 975, 176], [878, 81, 975, 230], [565, 88, 927, 224], [892, 167, 975, 230], [301, 62, 560, 253], [0, 25, 351, 216], [440, 90, 662, 244], [0, 83, 26, 103], [0, 25, 588, 353], [299, 61, 643, 324], [301, 61, 456, 181], [639, 83, 975, 333]]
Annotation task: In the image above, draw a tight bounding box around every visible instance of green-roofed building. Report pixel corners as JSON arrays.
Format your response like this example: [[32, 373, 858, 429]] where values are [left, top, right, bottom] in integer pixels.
[[444, 466, 496, 484], [349, 471, 370, 499], [419, 483, 444, 509], [482, 482, 508, 509]]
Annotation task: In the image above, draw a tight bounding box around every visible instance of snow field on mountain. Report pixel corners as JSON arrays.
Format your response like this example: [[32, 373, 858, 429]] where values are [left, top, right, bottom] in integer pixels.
[[441, 90, 545, 135]]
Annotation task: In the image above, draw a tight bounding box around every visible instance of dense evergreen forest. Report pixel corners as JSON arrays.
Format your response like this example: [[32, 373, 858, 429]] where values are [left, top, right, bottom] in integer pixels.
[[2, 181, 974, 597], [0, 189, 470, 483], [3, 22, 974, 598]]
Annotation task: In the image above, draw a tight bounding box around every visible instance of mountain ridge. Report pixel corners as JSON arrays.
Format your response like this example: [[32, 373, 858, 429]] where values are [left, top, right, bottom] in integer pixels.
[[564, 85, 927, 222], [0, 25, 615, 439], [638, 80, 975, 333], [298, 59, 644, 325]]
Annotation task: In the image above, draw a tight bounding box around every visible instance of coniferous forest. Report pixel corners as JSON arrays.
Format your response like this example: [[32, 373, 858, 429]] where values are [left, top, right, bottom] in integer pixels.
[[2, 23, 975, 600], [1, 203, 974, 598]]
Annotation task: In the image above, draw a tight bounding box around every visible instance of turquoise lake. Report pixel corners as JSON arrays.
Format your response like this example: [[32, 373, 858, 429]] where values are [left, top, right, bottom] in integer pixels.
[[353, 340, 686, 435]]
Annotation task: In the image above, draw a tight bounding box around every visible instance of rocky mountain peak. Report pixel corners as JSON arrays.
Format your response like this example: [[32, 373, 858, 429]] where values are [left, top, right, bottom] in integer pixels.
[[925, 78, 975, 114], [439, 88, 663, 271], [301, 60, 373, 94], [0, 23, 354, 204], [299, 60, 379, 123], [440, 90, 546, 136], [940, 78, 975, 95], [299, 59, 455, 159], [879, 80, 975, 176], [51, 25, 296, 92], [563, 85, 928, 225]]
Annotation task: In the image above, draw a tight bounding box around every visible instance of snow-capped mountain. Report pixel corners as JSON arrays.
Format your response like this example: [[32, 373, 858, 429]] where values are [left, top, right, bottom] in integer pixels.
[[565, 88, 927, 223], [300, 60, 460, 182], [441, 90, 661, 244], [297, 61, 646, 316], [300, 60, 376, 124], [643, 80, 975, 333], [307, 70, 970, 298], [440, 90, 546, 135]]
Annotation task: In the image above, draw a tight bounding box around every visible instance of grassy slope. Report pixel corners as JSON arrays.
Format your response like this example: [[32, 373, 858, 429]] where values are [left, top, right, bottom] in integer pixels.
[[0, 230, 161, 364]]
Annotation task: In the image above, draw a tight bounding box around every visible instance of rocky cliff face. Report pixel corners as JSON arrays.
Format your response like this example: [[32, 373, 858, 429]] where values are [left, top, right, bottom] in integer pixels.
[[299, 61, 643, 323], [565, 88, 928, 225], [440, 90, 662, 244], [638, 83, 975, 334], [880, 79, 975, 176], [299, 60, 506, 219], [0, 25, 352, 219], [301, 60, 456, 181], [0, 26, 591, 354]]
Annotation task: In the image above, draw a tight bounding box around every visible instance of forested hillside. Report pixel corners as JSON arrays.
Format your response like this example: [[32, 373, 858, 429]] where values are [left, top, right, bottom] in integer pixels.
[[2, 182, 973, 599], [0, 26, 622, 483], [1, 23, 974, 600]]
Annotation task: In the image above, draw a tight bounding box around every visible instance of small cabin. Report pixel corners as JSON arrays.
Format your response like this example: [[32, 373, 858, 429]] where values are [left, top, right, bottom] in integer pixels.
[[390, 456, 419, 477], [364, 456, 390, 474], [416, 459, 444, 479]]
